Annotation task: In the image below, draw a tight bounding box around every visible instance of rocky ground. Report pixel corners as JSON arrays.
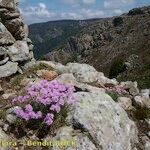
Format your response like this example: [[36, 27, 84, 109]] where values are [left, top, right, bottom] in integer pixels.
[[0, 61, 149, 150]]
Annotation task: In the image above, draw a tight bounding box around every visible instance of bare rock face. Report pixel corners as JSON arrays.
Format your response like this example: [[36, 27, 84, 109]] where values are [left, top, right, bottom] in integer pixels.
[[0, 0, 34, 78], [66, 92, 138, 150]]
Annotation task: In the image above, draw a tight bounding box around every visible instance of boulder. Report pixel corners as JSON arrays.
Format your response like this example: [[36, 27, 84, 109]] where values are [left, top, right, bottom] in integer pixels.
[[0, 22, 15, 45], [36, 70, 58, 80], [120, 81, 139, 96], [134, 96, 150, 108], [117, 97, 133, 110], [67, 92, 138, 150], [0, 61, 18, 77], [8, 41, 30, 62], [51, 126, 97, 150], [66, 63, 101, 83], [0, 0, 19, 9], [140, 89, 150, 99]]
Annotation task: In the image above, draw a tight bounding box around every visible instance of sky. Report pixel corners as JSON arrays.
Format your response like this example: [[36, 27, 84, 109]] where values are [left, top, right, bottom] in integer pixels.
[[19, 0, 150, 24]]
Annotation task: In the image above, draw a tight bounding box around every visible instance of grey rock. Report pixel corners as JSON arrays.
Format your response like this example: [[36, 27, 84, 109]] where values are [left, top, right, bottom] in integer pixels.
[[0, 84, 3, 92], [120, 81, 139, 96], [8, 41, 30, 62], [0, 22, 15, 45], [141, 136, 150, 150], [0, 61, 18, 77], [0, 56, 9, 65], [140, 89, 150, 99], [6, 114, 17, 124], [51, 126, 97, 150], [67, 92, 138, 150], [0, 127, 11, 150], [0, 0, 19, 9], [117, 97, 133, 110]]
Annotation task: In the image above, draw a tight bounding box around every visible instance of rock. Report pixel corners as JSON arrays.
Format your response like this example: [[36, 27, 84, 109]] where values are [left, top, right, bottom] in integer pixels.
[[2, 91, 16, 99], [2, 11, 20, 20], [134, 96, 150, 108], [51, 126, 97, 150], [5, 106, 18, 123], [0, 22, 15, 45], [120, 81, 139, 96], [140, 89, 150, 99], [36, 70, 58, 80], [8, 41, 30, 62], [0, 61, 18, 78], [6, 114, 17, 124], [0, 56, 9, 65], [38, 61, 69, 74], [0, 0, 19, 9], [98, 76, 118, 86], [141, 136, 150, 150], [0, 127, 12, 150], [6, 106, 20, 114], [117, 97, 133, 110], [67, 92, 138, 150], [134, 96, 145, 107], [56, 73, 106, 93], [0, 84, 3, 92], [0, 47, 8, 55], [56, 73, 77, 85], [66, 63, 101, 83]]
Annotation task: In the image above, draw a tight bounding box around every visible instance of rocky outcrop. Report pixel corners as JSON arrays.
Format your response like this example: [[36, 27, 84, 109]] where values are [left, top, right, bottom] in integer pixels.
[[0, 0, 34, 78], [66, 92, 138, 150]]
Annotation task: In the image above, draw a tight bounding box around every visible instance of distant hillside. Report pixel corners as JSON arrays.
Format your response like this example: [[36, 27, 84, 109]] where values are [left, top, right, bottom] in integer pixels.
[[29, 20, 97, 59], [29, 6, 150, 89]]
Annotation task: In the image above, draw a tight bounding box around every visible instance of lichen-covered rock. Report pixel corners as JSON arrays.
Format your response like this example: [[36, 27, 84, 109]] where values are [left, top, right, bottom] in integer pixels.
[[50, 126, 97, 150], [0, 61, 18, 77], [67, 92, 138, 150], [66, 63, 102, 83]]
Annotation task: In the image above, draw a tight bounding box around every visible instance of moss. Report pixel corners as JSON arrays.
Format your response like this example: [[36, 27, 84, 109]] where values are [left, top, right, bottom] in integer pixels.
[[107, 92, 119, 102]]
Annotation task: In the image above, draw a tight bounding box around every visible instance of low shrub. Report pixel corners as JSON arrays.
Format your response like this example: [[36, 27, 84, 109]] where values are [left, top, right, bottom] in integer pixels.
[[113, 17, 123, 27], [11, 80, 75, 138]]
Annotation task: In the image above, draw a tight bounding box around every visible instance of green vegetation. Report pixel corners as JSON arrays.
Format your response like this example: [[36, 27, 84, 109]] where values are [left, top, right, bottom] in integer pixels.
[[113, 17, 123, 27], [29, 20, 83, 59], [109, 57, 126, 79], [107, 92, 119, 102], [133, 108, 150, 120]]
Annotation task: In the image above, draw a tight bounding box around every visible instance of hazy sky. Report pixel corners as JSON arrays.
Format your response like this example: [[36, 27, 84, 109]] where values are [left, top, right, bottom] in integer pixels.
[[19, 0, 150, 24]]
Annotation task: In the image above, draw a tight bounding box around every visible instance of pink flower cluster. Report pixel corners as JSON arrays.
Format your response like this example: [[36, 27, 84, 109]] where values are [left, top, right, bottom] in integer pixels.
[[12, 80, 75, 126], [105, 85, 128, 95]]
